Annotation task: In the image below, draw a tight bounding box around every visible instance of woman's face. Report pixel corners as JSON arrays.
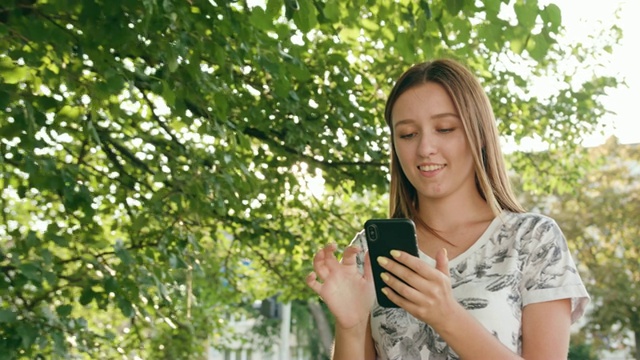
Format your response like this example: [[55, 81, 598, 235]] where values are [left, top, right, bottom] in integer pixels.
[[391, 82, 477, 203]]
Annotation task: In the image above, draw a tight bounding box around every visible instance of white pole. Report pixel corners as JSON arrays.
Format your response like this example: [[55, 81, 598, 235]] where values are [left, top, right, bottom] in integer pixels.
[[279, 302, 291, 360]]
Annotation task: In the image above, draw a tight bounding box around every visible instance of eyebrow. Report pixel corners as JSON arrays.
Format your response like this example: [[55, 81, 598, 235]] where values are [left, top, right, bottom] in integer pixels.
[[393, 112, 460, 128]]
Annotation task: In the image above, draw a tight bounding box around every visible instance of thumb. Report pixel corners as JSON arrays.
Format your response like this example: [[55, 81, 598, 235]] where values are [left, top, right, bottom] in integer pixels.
[[435, 248, 449, 276]]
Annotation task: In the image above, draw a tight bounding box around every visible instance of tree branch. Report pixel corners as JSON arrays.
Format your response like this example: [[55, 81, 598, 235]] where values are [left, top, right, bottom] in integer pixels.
[[141, 90, 188, 154]]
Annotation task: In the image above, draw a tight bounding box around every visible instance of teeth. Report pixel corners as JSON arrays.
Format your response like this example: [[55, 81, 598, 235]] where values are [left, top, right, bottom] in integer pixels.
[[419, 165, 444, 172]]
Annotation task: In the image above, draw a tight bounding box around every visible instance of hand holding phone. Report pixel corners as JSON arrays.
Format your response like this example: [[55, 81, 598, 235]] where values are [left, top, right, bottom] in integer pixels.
[[364, 218, 420, 308]]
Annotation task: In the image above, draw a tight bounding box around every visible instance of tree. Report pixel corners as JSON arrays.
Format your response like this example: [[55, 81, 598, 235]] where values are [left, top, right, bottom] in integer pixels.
[[0, 0, 620, 358], [516, 137, 640, 359]]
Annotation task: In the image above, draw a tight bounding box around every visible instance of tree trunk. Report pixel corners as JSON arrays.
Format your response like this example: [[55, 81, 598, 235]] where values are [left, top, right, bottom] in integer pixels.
[[307, 301, 333, 357]]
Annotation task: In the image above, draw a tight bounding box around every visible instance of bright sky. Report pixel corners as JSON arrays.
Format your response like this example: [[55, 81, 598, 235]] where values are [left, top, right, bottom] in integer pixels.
[[556, 0, 639, 146]]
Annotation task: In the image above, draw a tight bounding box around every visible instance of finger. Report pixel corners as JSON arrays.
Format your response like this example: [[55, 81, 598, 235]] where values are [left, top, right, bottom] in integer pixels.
[[340, 245, 361, 265], [378, 253, 414, 280], [379, 273, 418, 307], [381, 286, 402, 307], [363, 250, 373, 281], [313, 247, 333, 280], [322, 243, 340, 266], [389, 250, 434, 279], [376, 258, 406, 289], [305, 271, 322, 294], [435, 248, 449, 276], [389, 249, 420, 265], [312, 247, 325, 268], [313, 243, 338, 267], [379, 253, 434, 292]]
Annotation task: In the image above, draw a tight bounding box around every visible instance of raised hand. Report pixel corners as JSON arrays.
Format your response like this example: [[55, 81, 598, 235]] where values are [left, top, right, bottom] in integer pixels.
[[306, 243, 375, 330]]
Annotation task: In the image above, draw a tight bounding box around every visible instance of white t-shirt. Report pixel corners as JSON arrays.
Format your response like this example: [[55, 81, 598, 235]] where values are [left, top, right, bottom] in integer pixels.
[[351, 211, 590, 359]]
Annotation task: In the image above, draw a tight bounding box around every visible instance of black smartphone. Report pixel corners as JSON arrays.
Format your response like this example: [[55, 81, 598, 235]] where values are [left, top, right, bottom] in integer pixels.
[[364, 218, 419, 308]]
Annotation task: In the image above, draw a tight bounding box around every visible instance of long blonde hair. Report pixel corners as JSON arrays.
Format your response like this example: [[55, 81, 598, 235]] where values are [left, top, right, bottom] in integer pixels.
[[384, 59, 525, 235]]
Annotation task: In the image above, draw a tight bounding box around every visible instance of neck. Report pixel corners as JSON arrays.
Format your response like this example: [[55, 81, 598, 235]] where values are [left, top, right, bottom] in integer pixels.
[[417, 189, 495, 233]]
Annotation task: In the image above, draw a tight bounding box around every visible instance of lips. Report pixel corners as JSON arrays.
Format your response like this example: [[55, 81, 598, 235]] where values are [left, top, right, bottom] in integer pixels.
[[418, 164, 445, 172]]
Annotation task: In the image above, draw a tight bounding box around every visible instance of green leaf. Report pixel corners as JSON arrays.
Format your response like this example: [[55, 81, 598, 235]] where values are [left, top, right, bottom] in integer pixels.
[[17, 323, 39, 348], [249, 7, 272, 31], [104, 277, 119, 293], [212, 92, 229, 119], [0, 309, 17, 323], [162, 80, 176, 107], [25, 231, 40, 248], [541, 4, 562, 33], [52, 330, 66, 356], [394, 32, 413, 60], [19, 263, 42, 282], [0, 89, 11, 109], [117, 298, 134, 318], [0, 57, 30, 84], [419, 0, 432, 19], [167, 57, 179, 73], [43, 271, 57, 285], [477, 23, 503, 52], [510, 36, 527, 54], [57, 105, 83, 122], [115, 245, 135, 266], [33, 95, 58, 112], [79, 287, 96, 306], [514, 0, 538, 31], [292, 0, 317, 32], [266, 0, 282, 18], [445, 0, 464, 16], [48, 233, 70, 247], [169, 253, 188, 269], [526, 34, 549, 62], [56, 305, 73, 317], [323, 1, 340, 21], [484, 0, 501, 18]]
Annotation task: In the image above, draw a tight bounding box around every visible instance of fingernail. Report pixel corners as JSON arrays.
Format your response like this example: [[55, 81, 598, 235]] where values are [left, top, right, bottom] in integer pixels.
[[390, 250, 401, 258], [377, 256, 388, 265], [381, 288, 389, 296], [380, 272, 389, 282]]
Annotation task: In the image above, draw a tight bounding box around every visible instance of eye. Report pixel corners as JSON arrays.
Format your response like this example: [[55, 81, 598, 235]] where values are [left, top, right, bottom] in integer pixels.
[[399, 133, 417, 139], [437, 128, 454, 134]]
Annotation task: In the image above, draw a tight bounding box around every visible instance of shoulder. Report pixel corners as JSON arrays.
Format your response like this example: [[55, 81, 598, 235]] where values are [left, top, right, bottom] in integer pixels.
[[350, 230, 368, 272], [499, 211, 562, 236], [500, 211, 557, 227], [351, 229, 367, 248], [495, 211, 566, 249]]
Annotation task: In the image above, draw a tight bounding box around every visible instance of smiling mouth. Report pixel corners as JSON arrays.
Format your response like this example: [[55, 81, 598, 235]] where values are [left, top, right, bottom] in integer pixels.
[[418, 164, 445, 171]]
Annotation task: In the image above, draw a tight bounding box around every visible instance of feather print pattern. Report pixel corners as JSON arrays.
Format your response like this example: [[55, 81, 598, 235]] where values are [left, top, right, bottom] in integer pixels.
[[351, 211, 589, 359]]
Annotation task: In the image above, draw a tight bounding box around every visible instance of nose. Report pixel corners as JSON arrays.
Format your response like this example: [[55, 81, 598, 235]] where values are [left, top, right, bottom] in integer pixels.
[[417, 132, 437, 158]]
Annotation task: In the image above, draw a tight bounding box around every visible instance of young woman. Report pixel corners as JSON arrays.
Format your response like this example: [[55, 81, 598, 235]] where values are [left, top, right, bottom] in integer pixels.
[[305, 59, 589, 359]]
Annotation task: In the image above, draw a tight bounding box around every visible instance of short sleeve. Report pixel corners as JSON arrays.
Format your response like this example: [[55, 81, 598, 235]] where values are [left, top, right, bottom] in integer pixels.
[[521, 218, 590, 323], [350, 230, 368, 275]]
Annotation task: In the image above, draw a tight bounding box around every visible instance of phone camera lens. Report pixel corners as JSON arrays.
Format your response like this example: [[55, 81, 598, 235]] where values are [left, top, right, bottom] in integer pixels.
[[367, 224, 378, 241]]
